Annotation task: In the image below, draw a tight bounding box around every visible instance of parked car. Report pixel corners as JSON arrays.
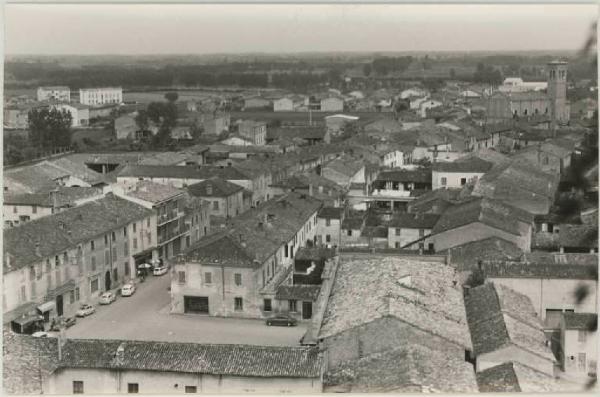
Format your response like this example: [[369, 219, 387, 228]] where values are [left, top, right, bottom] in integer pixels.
[[50, 316, 77, 331], [265, 314, 298, 327], [121, 283, 136, 297], [99, 291, 116, 305], [32, 331, 52, 338], [75, 304, 95, 317], [153, 266, 168, 276]]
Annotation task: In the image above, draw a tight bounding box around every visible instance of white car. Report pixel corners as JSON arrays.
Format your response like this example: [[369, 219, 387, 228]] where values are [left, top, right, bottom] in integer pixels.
[[32, 331, 51, 338], [153, 266, 168, 276], [99, 292, 116, 305], [76, 304, 95, 317], [121, 283, 136, 297]]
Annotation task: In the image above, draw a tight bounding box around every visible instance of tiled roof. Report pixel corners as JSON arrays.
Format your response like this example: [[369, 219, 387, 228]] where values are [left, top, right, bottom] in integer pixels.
[[387, 213, 440, 229], [563, 312, 597, 330], [117, 164, 250, 181], [4, 162, 71, 193], [50, 157, 106, 185], [318, 207, 344, 220], [275, 285, 321, 301], [187, 177, 243, 198], [559, 224, 598, 248], [376, 168, 431, 184], [324, 344, 478, 393], [295, 247, 336, 261], [432, 197, 533, 236], [342, 215, 364, 230], [58, 338, 321, 378], [432, 157, 493, 173], [521, 252, 598, 266], [444, 237, 524, 271], [185, 231, 255, 268], [272, 173, 345, 194], [465, 283, 553, 361], [3, 187, 103, 207], [476, 362, 568, 393], [125, 181, 183, 204], [484, 261, 597, 280], [268, 127, 327, 141], [323, 157, 365, 178], [318, 256, 472, 349], [3, 195, 153, 273]]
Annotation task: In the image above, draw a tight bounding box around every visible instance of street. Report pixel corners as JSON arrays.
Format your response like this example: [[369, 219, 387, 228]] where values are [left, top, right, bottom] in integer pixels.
[[65, 274, 306, 346]]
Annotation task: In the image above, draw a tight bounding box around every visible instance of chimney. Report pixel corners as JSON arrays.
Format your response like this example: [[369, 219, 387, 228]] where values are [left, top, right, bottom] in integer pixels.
[[35, 243, 41, 257], [50, 188, 59, 213], [308, 184, 313, 197]]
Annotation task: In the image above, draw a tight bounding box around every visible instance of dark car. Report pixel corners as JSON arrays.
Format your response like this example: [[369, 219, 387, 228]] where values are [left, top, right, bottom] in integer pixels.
[[265, 314, 298, 327], [49, 316, 77, 331]]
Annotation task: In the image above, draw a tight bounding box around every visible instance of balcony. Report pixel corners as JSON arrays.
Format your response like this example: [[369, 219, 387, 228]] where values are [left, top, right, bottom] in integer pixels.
[[158, 227, 187, 245], [157, 209, 184, 226], [370, 189, 412, 198]]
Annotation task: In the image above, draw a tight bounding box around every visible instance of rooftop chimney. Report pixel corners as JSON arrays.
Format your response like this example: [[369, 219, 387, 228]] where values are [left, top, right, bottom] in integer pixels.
[[35, 243, 41, 257], [308, 184, 314, 197]]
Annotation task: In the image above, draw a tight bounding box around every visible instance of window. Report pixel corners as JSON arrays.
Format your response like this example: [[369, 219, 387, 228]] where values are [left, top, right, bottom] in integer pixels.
[[104, 235, 108, 246], [69, 290, 75, 304], [289, 300, 298, 312], [124, 242, 129, 257], [204, 272, 212, 284], [147, 218, 150, 227], [395, 242, 400, 249], [178, 271, 186, 284], [128, 383, 139, 394], [347, 230, 352, 236], [460, 178, 467, 186], [326, 234, 331, 243], [111, 232, 116, 242], [133, 222, 137, 233], [543, 156, 549, 165], [91, 278, 99, 293], [234, 297, 243, 311], [578, 330, 587, 343], [90, 240, 95, 251], [185, 386, 197, 394], [124, 262, 130, 276], [284, 245, 289, 258], [395, 228, 401, 236], [29, 266, 36, 280], [73, 381, 84, 394], [123, 227, 127, 237], [13, 206, 17, 214], [91, 256, 97, 271], [441, 177, 447, 186], [213, 201, 219, 210], [233, 273, 242, 286], [20, 285, 26, 302], [326, 218, 331, 226], [32, 206, 37, 214], [263, 299, 272, 312], [75, 287, 80, 301]]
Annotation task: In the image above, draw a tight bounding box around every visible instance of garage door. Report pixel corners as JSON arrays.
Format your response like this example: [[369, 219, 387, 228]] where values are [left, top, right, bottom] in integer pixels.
[[184, 296, 209, 314]]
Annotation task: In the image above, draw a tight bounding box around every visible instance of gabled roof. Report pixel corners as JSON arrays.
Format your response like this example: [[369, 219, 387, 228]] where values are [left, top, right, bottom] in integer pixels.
[[185, 231, 256, 268], [3, 195, 153, 273], [125, 181, 183, 204], [318, 256, 471, 349], [3, 187, 103, 208], [323, 157, 365, 178], [432, 157, 493, 173], [58, 338, 321, 378], [432, 197, 533, 236], [443, 237, 524, 272], [318, 207, 344, 220], [376, 168, 431, 184], [324, 344, 478, 393], [476, 362, 565, 393], [267, 127, 328, 141], [275, 285, 321, 301], [4, 162, 71, 193], [387, 213, 440, 229], [117, 164, 250, 181], [187, 177, 243, 198], [559, 224, 598, 248], [465, 283, 553, 360]]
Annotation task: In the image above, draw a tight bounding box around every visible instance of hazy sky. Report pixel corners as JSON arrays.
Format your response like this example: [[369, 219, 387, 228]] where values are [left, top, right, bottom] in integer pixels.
[[4, 2, 598, 55]]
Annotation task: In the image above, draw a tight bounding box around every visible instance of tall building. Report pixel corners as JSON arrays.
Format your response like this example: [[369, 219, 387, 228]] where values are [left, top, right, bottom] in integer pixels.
[[79, 87, 123, 106], [547, 61, 570, 125], [37, 86, 71, 102]]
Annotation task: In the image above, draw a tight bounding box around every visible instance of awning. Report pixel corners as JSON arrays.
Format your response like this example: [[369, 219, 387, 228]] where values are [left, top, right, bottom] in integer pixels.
[[37, 301, 56, 313], [13, 314, 44, 326], [45, 279, 76, 300], [3, 302, 37, 324], [133, 246, 157, 259]]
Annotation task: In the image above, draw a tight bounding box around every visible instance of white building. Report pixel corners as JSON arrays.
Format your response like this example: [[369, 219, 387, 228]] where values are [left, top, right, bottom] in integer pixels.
[[52, 104, 90, 127], [560, 313, 597, 377], [37, 86, 71, 102], [320, 97, 344, 112], [419, 99, 443, 118], [79, 87, 123, 106], [498, 78, 548, 93]]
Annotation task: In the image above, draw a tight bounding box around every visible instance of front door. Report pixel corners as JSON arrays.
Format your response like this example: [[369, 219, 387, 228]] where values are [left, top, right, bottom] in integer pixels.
[[184, 296, 209, 314], [105, 270, 111, 291], [56, 295, 63, 317], [302, 301, 313, 320]]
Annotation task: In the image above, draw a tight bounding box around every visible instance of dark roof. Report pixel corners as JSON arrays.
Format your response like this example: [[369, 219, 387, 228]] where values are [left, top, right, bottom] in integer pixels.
[[118, 164, 250, 181], [58, 338, 321, 378], [3, 195, 153, 273], [295, 247, 336, 261], [388, 213, 440, 229], [484, 262, 598, 280], [376, 168, 431, 184], [559, 224, 598, 248], [185, 231, 256, 268], [342, 216, 364, 230], [187, 177, 243, 198], [432, 197, 533, 236], [465, 283, 552, 359], [268, 127, 328, 141], [3, 187, 102, 207], [476, 362, 521, 393], [432, 157, 493, 173], [362, 226, 388, 238], [318, 207, 344, 220], [125, 181, 183, 204], [563, 312, 597, 330], [275, 285, 321, 301]]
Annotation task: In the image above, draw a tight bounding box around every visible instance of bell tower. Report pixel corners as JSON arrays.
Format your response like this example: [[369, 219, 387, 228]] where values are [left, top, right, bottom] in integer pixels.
[[547, 61, 569, 128]]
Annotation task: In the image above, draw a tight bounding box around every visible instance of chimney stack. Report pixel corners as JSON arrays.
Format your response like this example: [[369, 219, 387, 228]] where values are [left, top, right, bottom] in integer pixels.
[[35, 243, 41, 257], [308, 184, 313, 197]]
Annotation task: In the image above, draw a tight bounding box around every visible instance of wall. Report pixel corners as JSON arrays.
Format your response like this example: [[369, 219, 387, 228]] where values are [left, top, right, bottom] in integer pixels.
[[488, 278, 598, 325], [317, 217, 342, 247], [561, 327, 597, 375], [387, 227, 433, 250], [3, 204, 53, 227], [48, 367, 321, 394], [432, 171, 484, 190]]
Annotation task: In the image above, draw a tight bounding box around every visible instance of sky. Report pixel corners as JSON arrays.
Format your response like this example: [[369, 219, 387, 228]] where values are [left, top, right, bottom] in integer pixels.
[[3, 2, 598, 55]]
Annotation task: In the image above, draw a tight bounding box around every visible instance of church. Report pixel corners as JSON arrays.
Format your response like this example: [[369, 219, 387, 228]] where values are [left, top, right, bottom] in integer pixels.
[[485, 61, 570, 125]]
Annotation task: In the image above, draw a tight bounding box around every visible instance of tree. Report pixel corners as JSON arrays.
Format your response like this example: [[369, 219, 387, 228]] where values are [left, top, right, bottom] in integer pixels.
[[164, 92, 179, 103], [363, 63, 372, 77], [134, 110, 149, 132], [28, 107, 73, 149], [147, 102, 164, 124]]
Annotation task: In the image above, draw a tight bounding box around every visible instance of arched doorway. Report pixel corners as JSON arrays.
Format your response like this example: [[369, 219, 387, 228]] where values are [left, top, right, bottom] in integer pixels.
[[105, 270, 111, 291]]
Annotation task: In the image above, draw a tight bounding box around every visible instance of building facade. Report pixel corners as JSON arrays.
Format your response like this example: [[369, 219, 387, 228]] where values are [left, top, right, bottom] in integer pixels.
[[79, 87, 123, 106], [37, 86, 71, 102]]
